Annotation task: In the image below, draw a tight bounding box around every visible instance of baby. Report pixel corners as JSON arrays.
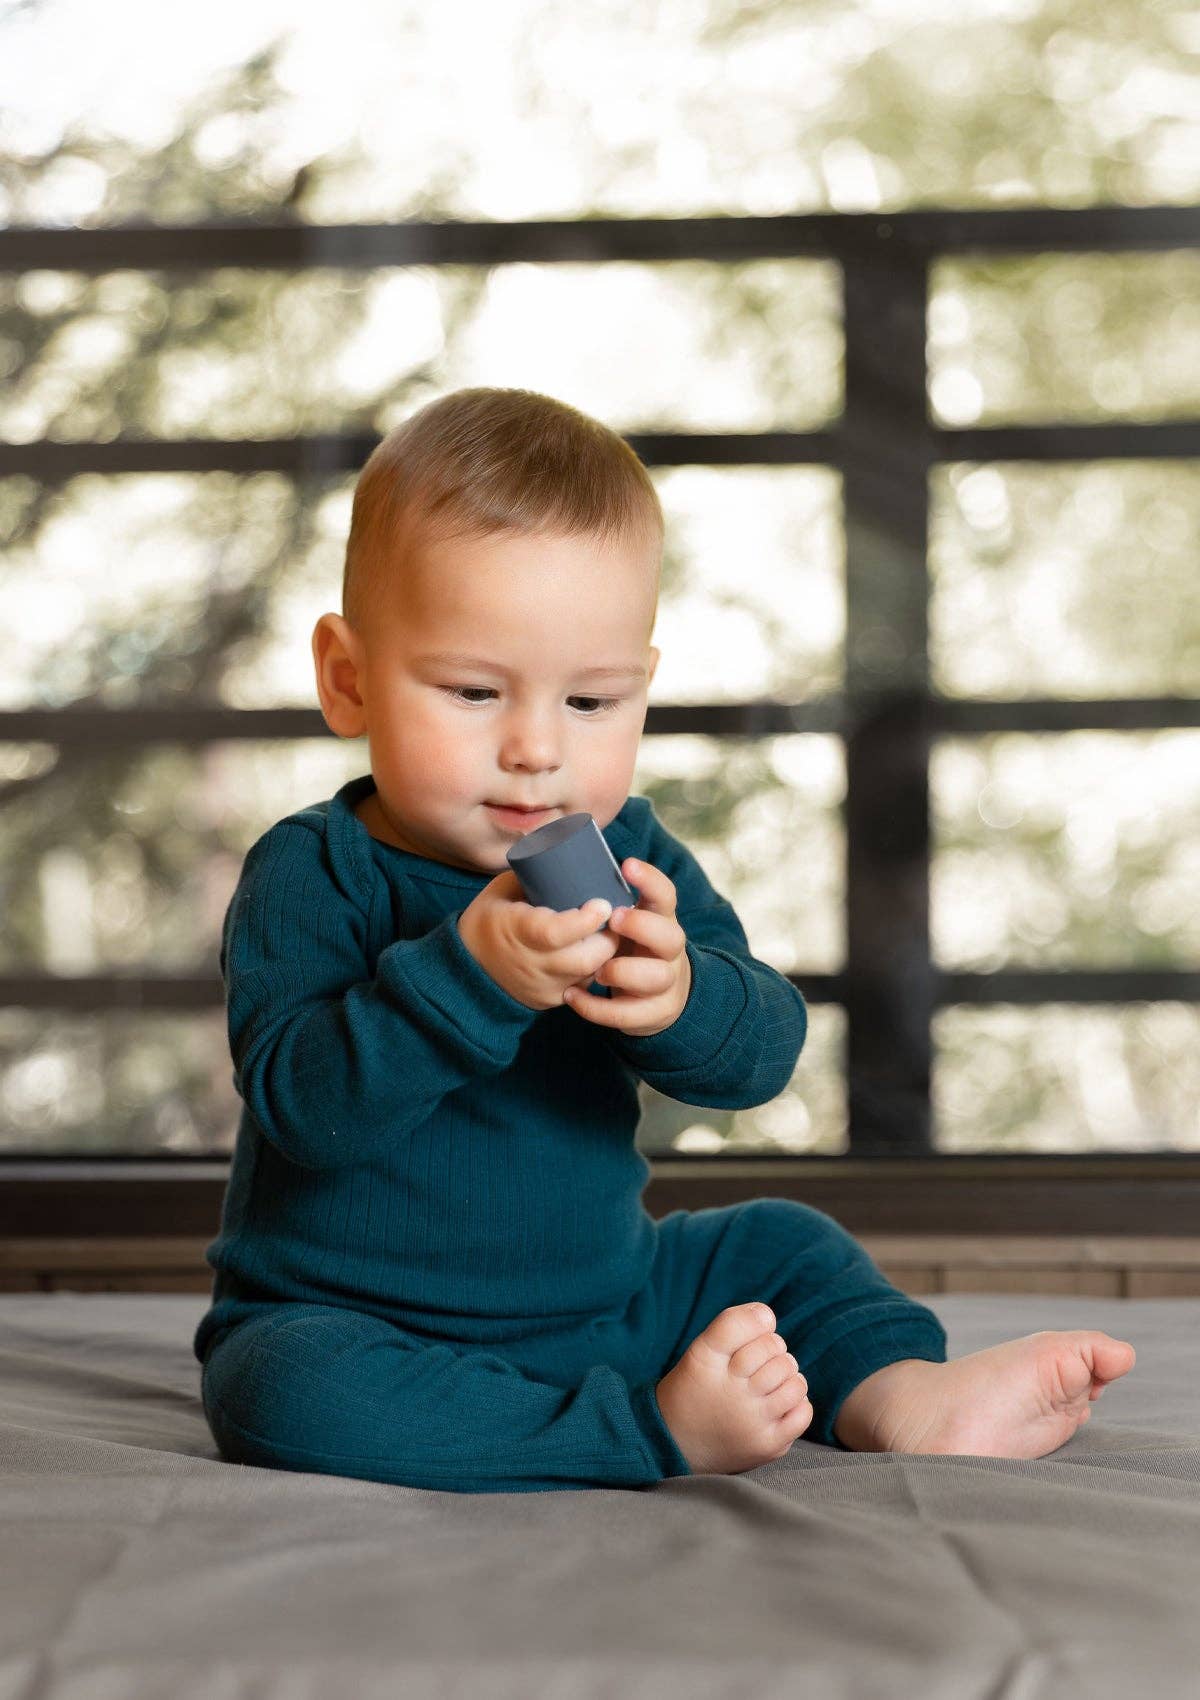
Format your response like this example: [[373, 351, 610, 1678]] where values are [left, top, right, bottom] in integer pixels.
[[194, 386, 1135, 1492]]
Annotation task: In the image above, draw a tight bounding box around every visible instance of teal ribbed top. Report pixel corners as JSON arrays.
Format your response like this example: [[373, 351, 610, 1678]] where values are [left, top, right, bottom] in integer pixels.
[[193, 774, 808, 1363]]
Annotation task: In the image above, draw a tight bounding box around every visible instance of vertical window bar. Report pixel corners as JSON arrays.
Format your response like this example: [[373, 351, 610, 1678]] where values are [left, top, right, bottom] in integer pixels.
[[842, 247, 936, 1152]]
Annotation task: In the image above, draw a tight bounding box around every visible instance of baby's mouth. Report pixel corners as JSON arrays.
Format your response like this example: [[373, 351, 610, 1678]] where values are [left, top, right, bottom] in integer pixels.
[[485, 802, 558, 827]]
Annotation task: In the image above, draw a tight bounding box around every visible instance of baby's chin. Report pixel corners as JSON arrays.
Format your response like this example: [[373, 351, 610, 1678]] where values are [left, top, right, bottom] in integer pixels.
[[436, 841, 504, 874], [453, 837, 514, 875]]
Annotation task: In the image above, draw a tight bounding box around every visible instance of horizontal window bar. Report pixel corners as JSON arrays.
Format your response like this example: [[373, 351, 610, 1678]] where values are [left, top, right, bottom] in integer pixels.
[[930, 423, 1200, 460], [0, 975, 229, 1010], [0, 430, 843, 479], [938, 969, 1200, 1004], [3, 699, 1197, 747], [0, 971, 829, 1012], [0, 435, 384, 480], [2, 431, 835, 480], [0, 703, 843, 743], [5, 423, 1200, 482], [2, 206, 1198, 274], [644, 1158, 1200, 1236], [4, 1155, 1200, 1239], [930, 699, 1200, 732], [1, 969, 1194, 1012]]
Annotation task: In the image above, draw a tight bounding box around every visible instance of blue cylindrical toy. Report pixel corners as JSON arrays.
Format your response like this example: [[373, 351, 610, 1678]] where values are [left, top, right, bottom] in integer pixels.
[[506, 813, 638, 929]]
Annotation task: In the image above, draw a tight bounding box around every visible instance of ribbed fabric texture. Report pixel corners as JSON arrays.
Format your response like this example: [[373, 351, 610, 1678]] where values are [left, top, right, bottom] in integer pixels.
[[193, 774, 810, 1367]]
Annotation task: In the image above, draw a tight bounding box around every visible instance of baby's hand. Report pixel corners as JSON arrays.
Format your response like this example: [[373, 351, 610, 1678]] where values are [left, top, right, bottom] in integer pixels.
[[457, 869, 619, 1012], [562, 857, 692, 1037]]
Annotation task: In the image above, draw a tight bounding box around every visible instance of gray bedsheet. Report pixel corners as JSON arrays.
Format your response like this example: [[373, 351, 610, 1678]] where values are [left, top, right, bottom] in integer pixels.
[[1, 1290, 1198, 1699]]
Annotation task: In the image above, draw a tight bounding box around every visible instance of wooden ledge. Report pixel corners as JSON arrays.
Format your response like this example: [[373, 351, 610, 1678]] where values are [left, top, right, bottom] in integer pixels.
[[2, 1233, 1200, 1296]]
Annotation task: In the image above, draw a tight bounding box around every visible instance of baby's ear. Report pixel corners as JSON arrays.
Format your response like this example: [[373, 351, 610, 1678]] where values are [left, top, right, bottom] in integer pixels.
[[312, 614, 368, 739]]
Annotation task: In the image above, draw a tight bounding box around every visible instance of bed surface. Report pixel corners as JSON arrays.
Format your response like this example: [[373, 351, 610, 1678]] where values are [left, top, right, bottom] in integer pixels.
[[2, 1290, 1198, 1699]]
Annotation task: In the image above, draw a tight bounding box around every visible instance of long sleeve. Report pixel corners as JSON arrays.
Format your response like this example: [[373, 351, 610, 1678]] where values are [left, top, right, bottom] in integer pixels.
[[603, 825, 808, 1110], [223, 821, 539, 1171]]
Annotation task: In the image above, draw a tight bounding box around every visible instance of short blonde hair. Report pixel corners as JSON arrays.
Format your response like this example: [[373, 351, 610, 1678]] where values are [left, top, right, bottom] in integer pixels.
[[341, 387, 663, 629]]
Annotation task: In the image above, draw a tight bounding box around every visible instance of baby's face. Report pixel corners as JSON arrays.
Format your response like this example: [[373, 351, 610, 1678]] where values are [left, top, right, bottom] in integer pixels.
[[350, 525, 661, 874]]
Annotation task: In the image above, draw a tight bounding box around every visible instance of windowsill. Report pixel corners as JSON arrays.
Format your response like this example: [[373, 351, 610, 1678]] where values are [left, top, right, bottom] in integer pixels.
[[2, 1152, 1199, 1239]]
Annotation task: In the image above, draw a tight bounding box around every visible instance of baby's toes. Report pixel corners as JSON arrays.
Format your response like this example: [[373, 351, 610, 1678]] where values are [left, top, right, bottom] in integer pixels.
[[729, 1333, 788, 1380], [763, 1370, 810, 1424], [1089, 1333, 1137, 1385], [1042, 1331, 1135, 1410], [1056, 1342, 1099, 1406], [1083, 1338, 1136, 1403], [750, 1351, 801, 1397]]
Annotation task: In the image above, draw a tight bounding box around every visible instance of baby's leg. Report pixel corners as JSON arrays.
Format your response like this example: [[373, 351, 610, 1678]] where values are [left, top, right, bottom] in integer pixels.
[[652, 1199, 947, 1455], [201, 1302, 690, 1493]]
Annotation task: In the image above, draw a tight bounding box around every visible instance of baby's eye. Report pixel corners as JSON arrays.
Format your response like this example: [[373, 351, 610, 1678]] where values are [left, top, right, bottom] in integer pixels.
[[444, 687, 495, 705], [569, 696, 621, 715], [442, 687, 620, 715]]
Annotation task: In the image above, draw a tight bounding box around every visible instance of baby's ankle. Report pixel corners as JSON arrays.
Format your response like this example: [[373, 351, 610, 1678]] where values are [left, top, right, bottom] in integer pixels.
[[833, 1358, 942, 1451]]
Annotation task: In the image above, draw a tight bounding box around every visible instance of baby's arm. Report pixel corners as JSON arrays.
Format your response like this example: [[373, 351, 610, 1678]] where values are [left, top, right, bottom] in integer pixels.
[[224, 821, 539, 1171]]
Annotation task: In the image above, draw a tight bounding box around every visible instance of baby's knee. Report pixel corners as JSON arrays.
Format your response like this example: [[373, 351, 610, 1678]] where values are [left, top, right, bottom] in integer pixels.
[[742, 1195, 857, 1251], [201, 1306, 393, 1463]]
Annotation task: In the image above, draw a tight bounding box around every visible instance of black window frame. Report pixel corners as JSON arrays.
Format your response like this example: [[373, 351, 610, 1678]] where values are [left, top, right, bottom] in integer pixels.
[[2, 207, 1198, 1238]]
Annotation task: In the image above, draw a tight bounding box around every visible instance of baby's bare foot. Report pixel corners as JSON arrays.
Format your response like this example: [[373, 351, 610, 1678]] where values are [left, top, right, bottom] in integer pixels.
[[845, 1329, 1137, 1460], [655, 1302, 813, 1474]]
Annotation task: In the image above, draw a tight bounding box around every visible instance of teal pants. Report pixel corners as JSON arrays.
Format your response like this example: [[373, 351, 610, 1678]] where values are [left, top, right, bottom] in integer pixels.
[[199, 1199, 947, 1494]]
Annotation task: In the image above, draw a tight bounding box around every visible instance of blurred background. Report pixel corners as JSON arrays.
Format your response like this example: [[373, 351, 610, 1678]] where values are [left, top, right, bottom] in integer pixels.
[[1, 0, 1198, 1168]]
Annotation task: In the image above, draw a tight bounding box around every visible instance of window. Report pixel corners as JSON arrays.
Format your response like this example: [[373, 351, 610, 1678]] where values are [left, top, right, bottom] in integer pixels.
[[4, 209, 1197, 1173], [3, 8, 1198, 1214]]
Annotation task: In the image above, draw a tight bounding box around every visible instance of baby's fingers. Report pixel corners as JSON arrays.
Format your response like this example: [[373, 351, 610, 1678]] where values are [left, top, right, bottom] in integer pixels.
[[524, 898, 613, 950], [562, 899, 614, 943], [563, 919, 621, 983]]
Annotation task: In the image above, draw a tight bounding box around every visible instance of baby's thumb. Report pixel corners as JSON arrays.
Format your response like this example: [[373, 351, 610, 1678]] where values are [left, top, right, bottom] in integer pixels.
[[484, 868, 527, 904]]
